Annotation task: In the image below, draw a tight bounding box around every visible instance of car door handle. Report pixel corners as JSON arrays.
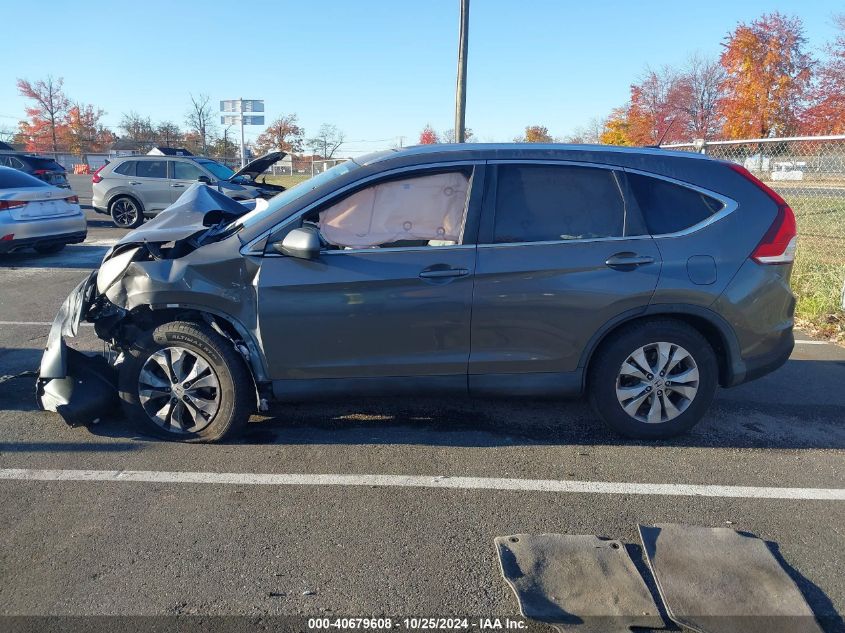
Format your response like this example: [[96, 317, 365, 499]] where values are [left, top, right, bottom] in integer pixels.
[[419, 267, 469, 279], [605, 252, 656, 270], [171, 183, 186, 188], [129, 181, 142, 185]]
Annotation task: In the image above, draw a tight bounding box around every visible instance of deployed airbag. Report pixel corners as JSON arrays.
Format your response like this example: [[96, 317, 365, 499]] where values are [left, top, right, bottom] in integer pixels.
[[639, 524, 823, 633], [319, 172, 469, 247], [495, 534, 664, 632]]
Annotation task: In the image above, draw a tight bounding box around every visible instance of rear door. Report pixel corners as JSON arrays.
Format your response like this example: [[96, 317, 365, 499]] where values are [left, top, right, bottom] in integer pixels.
[[133, 159, 171, 211], [469, 161, 662, 389]]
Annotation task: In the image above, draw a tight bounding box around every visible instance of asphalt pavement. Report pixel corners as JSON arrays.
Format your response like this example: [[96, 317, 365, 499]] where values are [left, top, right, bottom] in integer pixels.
[[0, 175, 843, 631]]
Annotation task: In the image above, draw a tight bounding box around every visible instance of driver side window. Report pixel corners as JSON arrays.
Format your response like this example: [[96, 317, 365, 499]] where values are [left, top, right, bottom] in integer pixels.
[[304, 169, 471, 249]]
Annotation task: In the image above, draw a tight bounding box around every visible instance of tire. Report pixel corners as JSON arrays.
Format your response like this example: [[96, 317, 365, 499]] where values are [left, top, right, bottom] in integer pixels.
[[588, 319, 718, 439], [110, 196, 143, 229], [34, 242, 66, 254], [118, 321, 254, 442]]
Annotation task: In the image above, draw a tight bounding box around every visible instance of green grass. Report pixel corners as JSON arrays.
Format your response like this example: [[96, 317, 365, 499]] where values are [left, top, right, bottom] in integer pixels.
[[780, 192, 845, 334], [260, 174, 311, 188]]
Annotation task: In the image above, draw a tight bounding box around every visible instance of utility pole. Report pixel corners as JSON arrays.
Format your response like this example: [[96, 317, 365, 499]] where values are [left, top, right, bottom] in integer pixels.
[[238, 97, 246, 167], [454, 0, 470, 143]]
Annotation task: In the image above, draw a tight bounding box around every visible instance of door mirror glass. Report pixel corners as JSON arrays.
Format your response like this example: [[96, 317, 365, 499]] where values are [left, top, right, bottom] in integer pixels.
[[271, 227, 321, 259], [197, 175, 212, 184]]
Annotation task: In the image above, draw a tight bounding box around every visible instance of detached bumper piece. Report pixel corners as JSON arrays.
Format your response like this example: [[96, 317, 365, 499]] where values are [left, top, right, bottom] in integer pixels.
[[36, 348, 118, 427]]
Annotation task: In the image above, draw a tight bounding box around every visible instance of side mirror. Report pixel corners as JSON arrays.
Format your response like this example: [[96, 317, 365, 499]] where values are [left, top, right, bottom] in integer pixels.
[[197, 175, 212, 184], [272, 227, 321, 259]]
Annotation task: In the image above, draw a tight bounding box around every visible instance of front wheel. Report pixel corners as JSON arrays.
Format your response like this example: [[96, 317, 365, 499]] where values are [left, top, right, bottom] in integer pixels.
[[118, 321, 254, 442], [588, 319, 718, 439]]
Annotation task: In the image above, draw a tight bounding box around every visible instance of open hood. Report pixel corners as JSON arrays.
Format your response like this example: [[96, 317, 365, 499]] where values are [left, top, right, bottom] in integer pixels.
[[230, 151, 286, 181], [114, 184, 249, 247]]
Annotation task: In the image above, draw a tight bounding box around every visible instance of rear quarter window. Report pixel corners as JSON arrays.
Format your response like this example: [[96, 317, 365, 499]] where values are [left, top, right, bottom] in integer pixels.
[[113, 161, 136, 176], [627, 173, 724, 235]]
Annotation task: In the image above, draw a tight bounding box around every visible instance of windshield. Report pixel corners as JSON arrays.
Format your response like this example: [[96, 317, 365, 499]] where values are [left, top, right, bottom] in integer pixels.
[[196, 159, 235, 181], [231, 160, 361, 230]]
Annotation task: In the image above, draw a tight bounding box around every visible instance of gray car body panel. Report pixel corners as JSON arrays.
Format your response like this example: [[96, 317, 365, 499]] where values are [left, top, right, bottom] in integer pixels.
[[39, 144, 794, 424]]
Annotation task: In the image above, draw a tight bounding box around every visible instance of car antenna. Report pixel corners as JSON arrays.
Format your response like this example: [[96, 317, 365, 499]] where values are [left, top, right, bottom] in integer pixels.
[[646, 118, 677, 149]]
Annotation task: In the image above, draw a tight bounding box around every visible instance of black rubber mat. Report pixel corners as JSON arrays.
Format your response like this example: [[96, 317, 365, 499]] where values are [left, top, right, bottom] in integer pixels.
[[639, 524, 823, 633], [495, 534, 665, 632]]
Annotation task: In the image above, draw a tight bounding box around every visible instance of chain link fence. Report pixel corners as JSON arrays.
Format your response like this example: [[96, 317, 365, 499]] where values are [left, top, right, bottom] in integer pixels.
[[663, 135, 845, 330]]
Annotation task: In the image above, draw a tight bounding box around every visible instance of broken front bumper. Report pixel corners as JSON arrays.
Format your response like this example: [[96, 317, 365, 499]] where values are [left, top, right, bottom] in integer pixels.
[[36, 271, 119, 426]]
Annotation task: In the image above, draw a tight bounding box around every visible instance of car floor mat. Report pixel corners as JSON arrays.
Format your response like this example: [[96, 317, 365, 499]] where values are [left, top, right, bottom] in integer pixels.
[[638, 524, 823, 633], [494, 534, 665, 633]]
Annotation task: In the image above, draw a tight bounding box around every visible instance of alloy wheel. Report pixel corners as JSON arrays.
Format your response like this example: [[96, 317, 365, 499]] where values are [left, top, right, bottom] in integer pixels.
[[138, 346, 221, 433], [615, 342, 700, 424], [112, 199, 139, 227]]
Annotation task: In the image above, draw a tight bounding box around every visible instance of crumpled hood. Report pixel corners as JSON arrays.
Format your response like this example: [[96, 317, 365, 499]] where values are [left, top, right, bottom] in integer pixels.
[[114, 184, 249, 247]]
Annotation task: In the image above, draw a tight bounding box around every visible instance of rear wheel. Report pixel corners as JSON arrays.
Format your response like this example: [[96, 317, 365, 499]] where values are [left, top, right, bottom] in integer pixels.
[[110, 196, 143, 229], [118, 321, 254, 442], [34, 243, 66, 254], [588, 319, 718, 439]]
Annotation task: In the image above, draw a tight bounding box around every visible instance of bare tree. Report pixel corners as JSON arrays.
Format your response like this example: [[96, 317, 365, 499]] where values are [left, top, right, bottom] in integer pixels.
[[306, 124, 345, 158], [119, 111, 155, 144], [185, 94, 216, 155], [677, 53, 726, 140], [563, 117, 605, 144], [156, 121, 181, 147], [442, 127, 474, 143], [0, 126, 15, 144]]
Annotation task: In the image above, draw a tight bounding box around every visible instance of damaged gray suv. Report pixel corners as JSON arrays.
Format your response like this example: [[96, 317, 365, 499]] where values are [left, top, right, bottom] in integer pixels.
[[37, 144, 797, 442]]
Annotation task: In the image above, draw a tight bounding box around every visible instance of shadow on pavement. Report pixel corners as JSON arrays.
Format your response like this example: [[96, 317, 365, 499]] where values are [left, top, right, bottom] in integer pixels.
[[0, 245, 108, 269], [1, 346, 843, 450]]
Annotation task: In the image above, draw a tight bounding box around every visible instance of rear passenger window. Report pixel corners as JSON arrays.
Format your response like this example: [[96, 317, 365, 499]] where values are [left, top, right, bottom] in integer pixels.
[[135, 160, 166, 179], [114, 161, 135, 176], [627, 173, 723, 235], [494, 165, 625, 243]]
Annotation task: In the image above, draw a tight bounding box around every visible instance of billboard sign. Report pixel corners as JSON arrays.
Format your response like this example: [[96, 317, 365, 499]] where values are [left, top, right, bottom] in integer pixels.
[[221, 115, 264, 126], [220, 99, 264, 113]]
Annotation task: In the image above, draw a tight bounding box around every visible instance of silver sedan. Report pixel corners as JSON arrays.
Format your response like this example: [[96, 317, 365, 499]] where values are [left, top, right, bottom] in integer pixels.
[[0, 166, 86, 254]]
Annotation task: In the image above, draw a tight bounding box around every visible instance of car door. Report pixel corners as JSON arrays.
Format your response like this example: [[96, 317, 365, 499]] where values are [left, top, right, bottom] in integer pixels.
[[169, 160, 208, 202], [255, 164, 484, 389], [468, 161, 662, 393], [132, 159, 171, 211]]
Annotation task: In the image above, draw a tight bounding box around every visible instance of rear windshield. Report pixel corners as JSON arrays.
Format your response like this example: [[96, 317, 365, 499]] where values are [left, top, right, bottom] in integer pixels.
[[28, 158, 65, 172], [627, 173, 724, 235], [0, 168, 49, 189]]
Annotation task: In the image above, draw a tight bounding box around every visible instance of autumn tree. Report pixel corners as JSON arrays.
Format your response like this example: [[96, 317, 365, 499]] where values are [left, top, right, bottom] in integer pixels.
[[418, 124, 439, 144], [719, 12, 813, 138], [16, 76, 70, 152], [624, 67, 692, 145], [255, 114, 304, 154], [599, 108, 633, 145], [185, 93, 216, 155], [516, 125, 553, 143], [61, 103, 114, 153], [802, 14, 845, 134], [306, 124, 345, 158]]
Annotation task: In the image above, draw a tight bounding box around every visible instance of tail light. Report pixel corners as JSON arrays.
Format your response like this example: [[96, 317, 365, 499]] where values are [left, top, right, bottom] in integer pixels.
[[33, 169, 49, 175], [91, 165, 106, 184], [1, 234, 14, 241], [65, 195, 79, 204], [728, 164, 797, 265], [0, 200, 27, 211]]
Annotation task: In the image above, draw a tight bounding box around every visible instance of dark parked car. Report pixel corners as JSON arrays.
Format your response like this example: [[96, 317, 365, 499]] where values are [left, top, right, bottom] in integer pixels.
[[0, 152, 70, 188], [37, 144, 796, 442]]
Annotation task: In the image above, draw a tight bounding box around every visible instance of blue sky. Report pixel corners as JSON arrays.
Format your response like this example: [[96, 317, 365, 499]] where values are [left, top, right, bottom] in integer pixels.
[[1, 0, 841, 154]]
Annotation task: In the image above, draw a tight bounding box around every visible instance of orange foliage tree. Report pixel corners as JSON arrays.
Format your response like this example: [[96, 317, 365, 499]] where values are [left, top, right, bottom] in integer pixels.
[[518, 125, 553, 143], [418, 124, 439, 144], [802, 15, 845, 134], [256, 114, 304, 154], [719, 12, 813, 138], [16, 76, 70, 152]]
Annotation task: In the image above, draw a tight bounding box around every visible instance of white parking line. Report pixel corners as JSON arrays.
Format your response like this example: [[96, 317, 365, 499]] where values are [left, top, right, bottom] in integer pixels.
[[0, 469, 842, 501], [794, 340, 830, 345]]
